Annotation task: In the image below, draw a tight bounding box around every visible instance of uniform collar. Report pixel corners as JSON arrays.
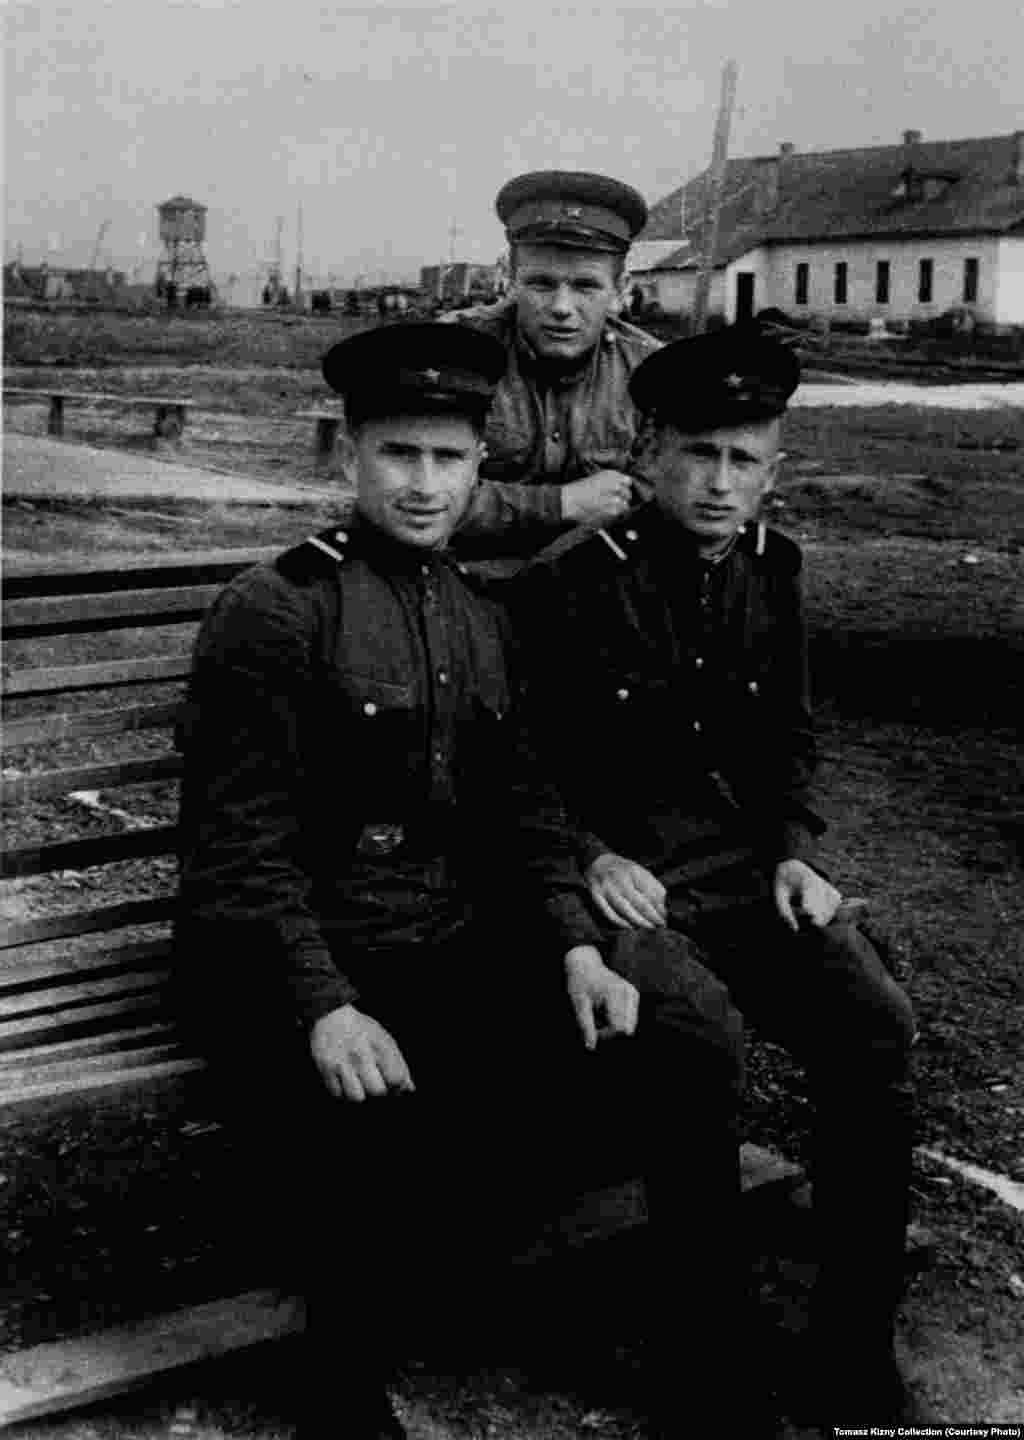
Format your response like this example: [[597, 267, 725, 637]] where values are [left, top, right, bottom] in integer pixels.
[[345, 511, 455, 576], [610, 500, 746, 568]]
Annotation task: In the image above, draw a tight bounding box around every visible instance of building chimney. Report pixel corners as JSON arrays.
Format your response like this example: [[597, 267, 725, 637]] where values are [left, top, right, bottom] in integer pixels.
[[1013, 130, 1024, 185], [902, 129, 922, 146]]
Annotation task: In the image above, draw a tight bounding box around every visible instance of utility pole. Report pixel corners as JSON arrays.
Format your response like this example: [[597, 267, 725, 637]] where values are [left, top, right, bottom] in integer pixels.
[[295, 204, 304, 309], [692, 58, 737, 335]]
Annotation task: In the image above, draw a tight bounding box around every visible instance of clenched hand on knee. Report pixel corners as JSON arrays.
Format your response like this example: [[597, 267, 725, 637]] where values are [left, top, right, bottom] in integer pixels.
[[310, 1004, 416, 1102], [773, 859, 842, 932], [565, 945, 640, 1050]]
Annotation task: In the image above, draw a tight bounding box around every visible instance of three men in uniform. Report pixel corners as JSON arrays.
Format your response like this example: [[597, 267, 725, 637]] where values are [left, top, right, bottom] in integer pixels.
[[176, 170, 918, 1435]]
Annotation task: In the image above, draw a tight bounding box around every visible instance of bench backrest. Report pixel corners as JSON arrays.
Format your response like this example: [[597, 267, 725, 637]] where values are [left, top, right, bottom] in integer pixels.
[[1, 549, 278, 1105]]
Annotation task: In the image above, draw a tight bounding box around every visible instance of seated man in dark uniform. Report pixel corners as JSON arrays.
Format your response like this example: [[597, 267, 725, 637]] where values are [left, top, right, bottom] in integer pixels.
[[505, 324, 919, 1428], [175, 322, 752, 1439], [450, 169, 661, 562]]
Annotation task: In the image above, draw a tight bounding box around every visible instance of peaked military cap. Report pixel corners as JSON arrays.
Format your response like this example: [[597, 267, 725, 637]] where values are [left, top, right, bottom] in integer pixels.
[[496, 171, 648, 254], [629, 323, 801, 429], [322, 322, 506, 420]]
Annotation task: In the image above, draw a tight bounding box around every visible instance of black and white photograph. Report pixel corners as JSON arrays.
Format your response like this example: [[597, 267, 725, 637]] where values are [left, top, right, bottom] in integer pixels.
[[3, 3, 1022, 1436]]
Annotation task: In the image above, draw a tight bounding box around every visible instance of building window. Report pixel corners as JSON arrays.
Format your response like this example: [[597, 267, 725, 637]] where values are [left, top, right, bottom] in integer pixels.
[[876, 260, 891, 305], [794, 262, 809, 306], [834, 262, 848, 305], [963, 257, 979, 304], [918, 258, 933, 303]]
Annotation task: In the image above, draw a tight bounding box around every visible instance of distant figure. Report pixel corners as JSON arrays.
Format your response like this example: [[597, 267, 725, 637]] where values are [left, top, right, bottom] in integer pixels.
[[262, 284, 273, 307], [311, 290, 332, 315], [165, 281, 178, 311]]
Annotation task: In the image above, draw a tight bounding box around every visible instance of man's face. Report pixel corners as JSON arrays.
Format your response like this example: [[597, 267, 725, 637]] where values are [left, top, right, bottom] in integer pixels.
[[512, 244, 622, 363], [649, 418, 782, 551], [348, 413, 482, 549]]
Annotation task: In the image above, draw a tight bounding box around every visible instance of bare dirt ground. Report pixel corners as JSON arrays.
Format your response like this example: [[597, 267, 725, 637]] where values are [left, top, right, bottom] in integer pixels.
[[2, 315, 1022, 1437]]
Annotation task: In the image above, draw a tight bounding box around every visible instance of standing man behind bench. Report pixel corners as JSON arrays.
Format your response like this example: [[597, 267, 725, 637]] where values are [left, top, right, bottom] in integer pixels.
[[450, 169, 660, 560], [175, 322, 750, 1440], [507, 324, 920, 1428]]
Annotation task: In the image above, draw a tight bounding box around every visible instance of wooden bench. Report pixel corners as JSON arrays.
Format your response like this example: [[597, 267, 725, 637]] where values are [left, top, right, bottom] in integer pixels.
[[0, 548, 804, 1422], [3, 388, 195, 440]]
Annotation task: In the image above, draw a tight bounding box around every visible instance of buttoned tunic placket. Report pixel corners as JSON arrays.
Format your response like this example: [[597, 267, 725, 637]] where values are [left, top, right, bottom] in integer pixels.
[[416, 558, 458, 809]]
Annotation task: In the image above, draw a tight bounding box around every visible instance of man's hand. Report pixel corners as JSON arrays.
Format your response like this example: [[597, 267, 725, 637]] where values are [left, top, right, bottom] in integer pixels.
[[773, 859, 842, 933], [586, 852, 667, 930], [310, 1004, 415, 1102], [561, 470, 634, 527], [565, 945, 640, 1051]]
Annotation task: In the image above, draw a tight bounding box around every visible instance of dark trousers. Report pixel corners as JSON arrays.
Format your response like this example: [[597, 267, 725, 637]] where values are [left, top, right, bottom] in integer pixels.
[[646, 877, 917, 1365], [203, 924, 747, 1418]]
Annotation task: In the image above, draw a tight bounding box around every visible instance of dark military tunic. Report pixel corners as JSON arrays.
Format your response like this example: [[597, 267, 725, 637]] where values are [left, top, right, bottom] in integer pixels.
[[505, 500, 826, 888], [448, 298, 660, 552], [176, 515, 601, 1030]]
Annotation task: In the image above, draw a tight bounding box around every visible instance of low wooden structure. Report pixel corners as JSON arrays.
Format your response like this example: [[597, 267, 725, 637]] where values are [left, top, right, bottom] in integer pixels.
[[3, 387, 195, 441]]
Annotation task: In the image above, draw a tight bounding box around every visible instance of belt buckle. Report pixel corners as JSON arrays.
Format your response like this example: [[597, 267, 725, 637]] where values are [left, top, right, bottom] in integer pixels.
[[356, 822, 405, 857]]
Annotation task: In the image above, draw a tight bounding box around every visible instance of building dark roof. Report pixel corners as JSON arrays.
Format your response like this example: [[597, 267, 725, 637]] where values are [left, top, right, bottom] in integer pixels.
[[638, 132, 1024, 271]]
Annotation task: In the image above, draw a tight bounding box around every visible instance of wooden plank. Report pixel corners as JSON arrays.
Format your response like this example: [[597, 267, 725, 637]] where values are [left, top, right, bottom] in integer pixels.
[[0, 897, 172, 950], [0, 992, 169, 1052], [0, 1022, 173, 1070], [2, 753, 182, 804], [0, 826, 178, 879], [0, 968, 172, 1021], [0, 1038, 185, 1089], [3, 584, 220, 637], [2, 653, 192, 698], [0, 936, 172, 986], [0, 1037, 183, 1085], [0, 1288, 302, 1424], [1, 389, 196, 408], [2, 700, 183, 750], [0, 1052, 205, 1108], [3, 547, 278, 595]]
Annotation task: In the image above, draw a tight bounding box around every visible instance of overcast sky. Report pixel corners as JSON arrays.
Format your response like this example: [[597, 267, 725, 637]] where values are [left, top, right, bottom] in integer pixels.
[[5, 0, 1022, 287]]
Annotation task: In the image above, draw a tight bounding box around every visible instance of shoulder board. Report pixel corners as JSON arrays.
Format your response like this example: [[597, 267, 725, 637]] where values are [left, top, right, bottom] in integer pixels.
[[275, 525, 352, 585], [527, 519, 638, 577], [742, 523, 803, 573]]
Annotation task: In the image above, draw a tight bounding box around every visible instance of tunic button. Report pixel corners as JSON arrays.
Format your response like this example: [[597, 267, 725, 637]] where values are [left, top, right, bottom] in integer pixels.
[[616, 687, 629, 701], [438, 670, 449, 685], [748, 680, 759, 695], [334, 530, 348, 544], [363, 702, 378, 717], [551, 429, 561, 442], [625, 530, 638, 542], [695, 656, 704, 669], [693, 720, 702, 733]]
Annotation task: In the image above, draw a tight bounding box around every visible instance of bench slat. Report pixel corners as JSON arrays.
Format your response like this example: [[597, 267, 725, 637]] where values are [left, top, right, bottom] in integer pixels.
[[0, 1053, 206, 1109], [1, 754, 182, 803], [0, 968, 172, 1022], [3, 653, 192, 698], [0, 937, 172, 988], [0, 993, 171, 1052], [2, 700, 183, 750], [3, 547, 278, 596], [0, 1023, 174, 1070], [0, 897, 173, 949], [0, 1287, 297, 1423], [3, 585, 220, 637], [0, 1041, 188, 1092], [0, 828, 178, 879]]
